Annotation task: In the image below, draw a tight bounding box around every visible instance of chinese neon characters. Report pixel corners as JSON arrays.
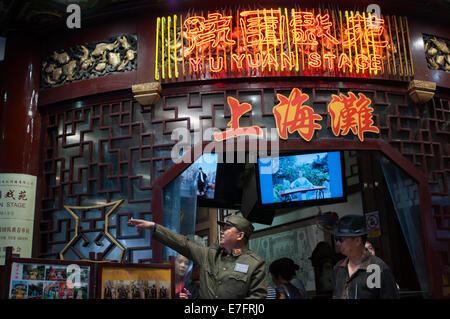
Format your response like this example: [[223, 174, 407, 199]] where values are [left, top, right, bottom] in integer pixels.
[[174, 9, 389, 75], [328, 92, 380, 141], [184, 13, 235, 56], [273, 88, 322, 141], [213, 97, 263, 141], [290, 11, 339, 47], [213, 89, 379, 142]]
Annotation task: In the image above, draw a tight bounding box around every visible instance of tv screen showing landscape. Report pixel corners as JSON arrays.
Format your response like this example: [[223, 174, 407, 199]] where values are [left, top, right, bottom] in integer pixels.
[[258, 151, 344, 205]]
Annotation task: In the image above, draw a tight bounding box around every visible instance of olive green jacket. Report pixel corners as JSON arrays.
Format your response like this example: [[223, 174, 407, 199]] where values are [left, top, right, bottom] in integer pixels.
[[153, 224, 267, 299]]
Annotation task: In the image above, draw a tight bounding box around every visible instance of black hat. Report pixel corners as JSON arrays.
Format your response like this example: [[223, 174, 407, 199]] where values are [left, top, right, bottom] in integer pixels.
[[331, 214, 369, 237]]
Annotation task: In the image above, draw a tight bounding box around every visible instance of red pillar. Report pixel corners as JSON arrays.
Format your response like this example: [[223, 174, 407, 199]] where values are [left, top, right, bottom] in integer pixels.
[[0, 34, 41, 175], [0, 33, 42, 260]]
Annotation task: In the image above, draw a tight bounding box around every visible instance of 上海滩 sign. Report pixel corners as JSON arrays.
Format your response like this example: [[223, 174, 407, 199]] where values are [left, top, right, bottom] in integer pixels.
[[213, 89, 379, 142]]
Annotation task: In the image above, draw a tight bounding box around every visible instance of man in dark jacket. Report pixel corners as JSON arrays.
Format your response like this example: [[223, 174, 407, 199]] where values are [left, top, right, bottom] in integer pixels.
[[331, 214, 399, 299], [197, 167, 207, 196]]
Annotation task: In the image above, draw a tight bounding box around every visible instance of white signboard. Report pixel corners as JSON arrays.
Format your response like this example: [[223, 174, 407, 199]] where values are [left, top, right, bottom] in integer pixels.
[[0, 173, 37, 265]]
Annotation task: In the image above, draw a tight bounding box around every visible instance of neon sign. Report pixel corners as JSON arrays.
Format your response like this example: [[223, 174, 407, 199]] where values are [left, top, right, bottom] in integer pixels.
[[328, 92, 380, 141], [155, 8, 414, 80], [212, 97, 263, 141], [213, 89, 379, 142], [273, 88, 322, 141]]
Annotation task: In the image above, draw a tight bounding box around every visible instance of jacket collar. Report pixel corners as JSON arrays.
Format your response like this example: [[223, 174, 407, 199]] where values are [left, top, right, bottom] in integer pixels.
[[232, 245, 248, 256], [218, 244, 248, 257], [338, 250, 371, 269]]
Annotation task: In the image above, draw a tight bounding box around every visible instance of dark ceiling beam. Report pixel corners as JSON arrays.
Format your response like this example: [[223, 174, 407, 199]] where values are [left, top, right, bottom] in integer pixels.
[[1, 0, 449, 35], [0, 0, 25, 36]]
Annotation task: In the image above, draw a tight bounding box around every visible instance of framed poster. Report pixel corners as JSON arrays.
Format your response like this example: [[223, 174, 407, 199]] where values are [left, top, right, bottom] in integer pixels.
[[5, 255, 94, 299], [97, 262, 174, 299]]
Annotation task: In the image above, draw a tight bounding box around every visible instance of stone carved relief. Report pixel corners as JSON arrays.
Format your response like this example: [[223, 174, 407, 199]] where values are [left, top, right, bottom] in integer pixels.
[[423, 34, 450, 72], [41, 34, 137, 89]]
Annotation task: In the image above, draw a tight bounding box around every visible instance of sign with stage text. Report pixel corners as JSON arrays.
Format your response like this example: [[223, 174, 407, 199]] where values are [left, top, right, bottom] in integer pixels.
[[0, 174, 37, 265], [155, 7, 413, 81]]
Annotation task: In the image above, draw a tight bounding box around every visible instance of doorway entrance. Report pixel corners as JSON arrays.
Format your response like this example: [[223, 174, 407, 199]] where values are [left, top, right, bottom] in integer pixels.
[[151, 139, 439, 297]]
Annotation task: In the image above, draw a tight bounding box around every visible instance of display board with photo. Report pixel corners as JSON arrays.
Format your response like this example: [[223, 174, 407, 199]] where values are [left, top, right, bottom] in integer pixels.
[[99, 264, 173, 299], [8, 261, 91, 299]]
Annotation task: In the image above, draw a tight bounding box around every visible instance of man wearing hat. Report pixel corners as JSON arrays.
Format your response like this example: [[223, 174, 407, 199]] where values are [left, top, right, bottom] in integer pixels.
[[331, 214, 399, 299], [128, 214, 267, 299]]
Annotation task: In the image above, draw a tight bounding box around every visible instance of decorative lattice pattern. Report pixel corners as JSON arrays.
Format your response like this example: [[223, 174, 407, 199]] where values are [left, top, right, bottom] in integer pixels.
[[39, 87, 449, 276]]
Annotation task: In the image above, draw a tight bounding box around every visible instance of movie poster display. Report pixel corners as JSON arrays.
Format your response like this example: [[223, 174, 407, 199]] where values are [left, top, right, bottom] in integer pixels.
[[7, 260, 93, 299]]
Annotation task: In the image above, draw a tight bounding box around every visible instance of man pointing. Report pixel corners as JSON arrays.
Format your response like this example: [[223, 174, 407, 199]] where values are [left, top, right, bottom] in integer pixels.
[[128, 214, 267, 299]]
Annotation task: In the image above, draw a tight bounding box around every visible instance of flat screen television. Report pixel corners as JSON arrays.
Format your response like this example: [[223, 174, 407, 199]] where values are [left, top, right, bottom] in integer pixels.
[[179, 153, 218, 200], [190, 153, 244, 208], [257, 151, 346, 207], [209, 162, 246, 208]]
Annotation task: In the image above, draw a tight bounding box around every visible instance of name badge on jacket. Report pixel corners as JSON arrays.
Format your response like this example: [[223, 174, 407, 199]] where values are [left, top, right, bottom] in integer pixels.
[[234, 263, 249, 274]]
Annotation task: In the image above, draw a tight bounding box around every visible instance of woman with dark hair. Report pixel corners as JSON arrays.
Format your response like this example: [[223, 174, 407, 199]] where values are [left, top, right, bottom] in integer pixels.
[[174, 254, 199, 299], [269, 258, 306, 299]]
